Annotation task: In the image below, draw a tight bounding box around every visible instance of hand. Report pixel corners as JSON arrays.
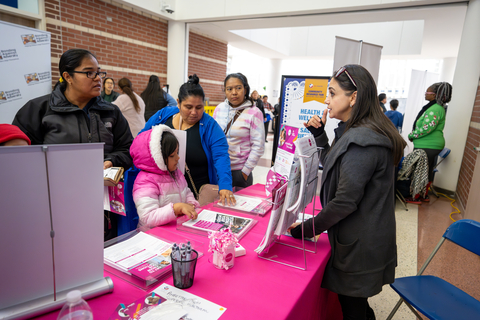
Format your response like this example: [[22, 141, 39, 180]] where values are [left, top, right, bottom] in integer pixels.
[[173, 203, 198, 220], [219, 189, 236, 206], [304, 110, 327, 129], [242, 172, 248, 181], [103, 161, 113, 169], [287, 222, 301, 234]]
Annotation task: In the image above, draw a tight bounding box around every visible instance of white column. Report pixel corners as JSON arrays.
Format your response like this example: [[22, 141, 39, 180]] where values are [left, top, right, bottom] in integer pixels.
[[167, 21, 188, 100], [439, 57, 456, 83], [435, 0, 480, 191], [270, 59, 282, 102]]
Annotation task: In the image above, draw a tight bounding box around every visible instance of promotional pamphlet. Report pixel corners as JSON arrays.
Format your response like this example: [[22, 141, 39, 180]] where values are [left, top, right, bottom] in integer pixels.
[[104, 232, 172, 281], [153, 283, 227, 320], [104, 182, 126, 216], [109, 292, 167, 320], [215, 195, 272, 215], [182, 209, 255, 239]]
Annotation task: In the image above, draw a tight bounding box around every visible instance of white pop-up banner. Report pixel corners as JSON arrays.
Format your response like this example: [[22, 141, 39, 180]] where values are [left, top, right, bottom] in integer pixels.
[[0, 21, 51, 124]]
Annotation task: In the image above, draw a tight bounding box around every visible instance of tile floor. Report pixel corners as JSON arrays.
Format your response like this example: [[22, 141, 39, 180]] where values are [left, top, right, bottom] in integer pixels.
[[253, 132, 478, 319]]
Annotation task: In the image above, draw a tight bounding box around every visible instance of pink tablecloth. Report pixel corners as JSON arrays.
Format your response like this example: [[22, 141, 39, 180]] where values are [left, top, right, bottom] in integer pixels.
[[36, 184, 341, 320]]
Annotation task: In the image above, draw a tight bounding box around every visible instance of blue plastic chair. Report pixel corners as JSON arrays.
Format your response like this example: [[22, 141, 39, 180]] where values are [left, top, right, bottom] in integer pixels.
[[386, 219, 480, 319], [431, 148, 451, 197]]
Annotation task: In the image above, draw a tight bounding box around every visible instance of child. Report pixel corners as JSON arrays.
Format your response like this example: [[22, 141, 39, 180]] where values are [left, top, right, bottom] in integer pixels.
[[130, 124, 199, 230]]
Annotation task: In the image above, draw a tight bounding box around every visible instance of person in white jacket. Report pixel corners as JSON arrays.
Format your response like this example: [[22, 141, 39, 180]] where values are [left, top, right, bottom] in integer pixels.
[[213, 73, 265, 188]]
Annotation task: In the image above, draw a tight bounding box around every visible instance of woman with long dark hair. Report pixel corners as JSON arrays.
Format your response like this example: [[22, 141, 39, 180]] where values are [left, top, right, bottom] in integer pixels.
[[288, 64, 406, 320], [141, 75, 177, 121], [408, 82, 452, 201], [113, 78, 145, 137]]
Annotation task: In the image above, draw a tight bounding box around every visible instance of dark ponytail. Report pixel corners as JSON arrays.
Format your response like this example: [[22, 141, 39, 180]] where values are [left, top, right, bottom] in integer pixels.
[[178, 74, 205, 104], [58, 49, 97, 91], [118, 78, 140, 113], [430, 82, 453, 108]]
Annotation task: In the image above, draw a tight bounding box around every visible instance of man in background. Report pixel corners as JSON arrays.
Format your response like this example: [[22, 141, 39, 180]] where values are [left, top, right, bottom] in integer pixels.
[[379, 93, 387, 113]]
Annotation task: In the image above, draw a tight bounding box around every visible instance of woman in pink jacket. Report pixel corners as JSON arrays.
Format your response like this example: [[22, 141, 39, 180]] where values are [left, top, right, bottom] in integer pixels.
[[130, 124, 199, 230]]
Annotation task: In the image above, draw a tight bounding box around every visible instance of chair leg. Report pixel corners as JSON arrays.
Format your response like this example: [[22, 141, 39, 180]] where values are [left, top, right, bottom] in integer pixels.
[[396, 191, 408, 211], [386, 298, 404, 320], [404, 301, 424, 319]]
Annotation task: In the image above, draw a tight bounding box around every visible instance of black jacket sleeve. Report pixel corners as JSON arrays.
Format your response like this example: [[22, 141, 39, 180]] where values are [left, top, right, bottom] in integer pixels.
[[106, 108, 133, 169], [12, 96, 49, 145]]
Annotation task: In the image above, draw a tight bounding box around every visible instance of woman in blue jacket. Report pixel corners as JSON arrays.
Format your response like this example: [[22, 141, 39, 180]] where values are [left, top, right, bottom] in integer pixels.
[[140, 75, 235, 206]]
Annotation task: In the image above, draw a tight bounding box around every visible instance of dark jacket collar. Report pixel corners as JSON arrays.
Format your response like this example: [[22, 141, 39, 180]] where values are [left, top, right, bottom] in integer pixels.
[[49, 85, 115, 113]]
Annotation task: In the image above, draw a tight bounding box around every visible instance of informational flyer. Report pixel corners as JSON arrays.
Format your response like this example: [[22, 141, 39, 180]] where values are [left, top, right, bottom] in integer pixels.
[[275, 125, 299, 177]]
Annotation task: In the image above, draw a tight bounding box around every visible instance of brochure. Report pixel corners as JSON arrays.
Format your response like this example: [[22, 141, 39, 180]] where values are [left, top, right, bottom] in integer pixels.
[[182, 209, 255, 239], [104, 232, 172, 280], [215, 194, 272, 216], [152, 283, 227, 320], [255, 181, 287, 254], [103, 182, 126, 216], [108, 292, 167, 320]]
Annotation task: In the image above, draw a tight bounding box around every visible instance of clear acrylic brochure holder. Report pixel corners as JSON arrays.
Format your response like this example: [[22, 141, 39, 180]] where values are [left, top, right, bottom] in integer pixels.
[[257, 148, 322, 270]]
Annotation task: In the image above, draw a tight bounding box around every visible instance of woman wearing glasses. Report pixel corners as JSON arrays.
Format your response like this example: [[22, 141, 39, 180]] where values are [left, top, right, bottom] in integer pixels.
[[13, 48, 133, 170], [408, 82, 452, 201], [288, 65, 405, 320], [13, 49, 133, 241]]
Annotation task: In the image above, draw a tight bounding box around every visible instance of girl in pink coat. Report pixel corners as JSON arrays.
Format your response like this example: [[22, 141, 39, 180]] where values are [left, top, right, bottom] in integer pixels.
[[130, 124, 199, 230]]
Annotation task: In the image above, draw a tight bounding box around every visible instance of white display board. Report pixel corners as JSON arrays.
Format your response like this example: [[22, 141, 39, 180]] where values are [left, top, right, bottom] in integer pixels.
[[0, 21, 51, 124], [0, 144, 105, 311], [333, 36, 383, 84]]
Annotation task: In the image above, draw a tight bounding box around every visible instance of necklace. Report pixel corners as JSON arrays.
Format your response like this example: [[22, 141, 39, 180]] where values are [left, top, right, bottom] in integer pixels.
[[175, 114, 194, 131]]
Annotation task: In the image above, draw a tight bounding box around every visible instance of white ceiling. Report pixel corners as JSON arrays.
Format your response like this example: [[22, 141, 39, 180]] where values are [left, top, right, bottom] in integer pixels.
[[189, 3, 467, 60]]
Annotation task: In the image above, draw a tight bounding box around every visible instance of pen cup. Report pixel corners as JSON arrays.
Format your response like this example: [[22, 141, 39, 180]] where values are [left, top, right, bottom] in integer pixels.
[[171, 249, 198, 289]]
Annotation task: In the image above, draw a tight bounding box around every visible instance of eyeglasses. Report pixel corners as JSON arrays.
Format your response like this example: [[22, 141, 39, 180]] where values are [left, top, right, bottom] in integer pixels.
[[71, 71, 107, 79], [335, 66, 357, 88]]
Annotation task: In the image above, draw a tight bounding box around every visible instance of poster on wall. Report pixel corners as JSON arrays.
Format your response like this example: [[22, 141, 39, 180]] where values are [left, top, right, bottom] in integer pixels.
[[272, 75, 334, 162], [0, 21, 51, 124]]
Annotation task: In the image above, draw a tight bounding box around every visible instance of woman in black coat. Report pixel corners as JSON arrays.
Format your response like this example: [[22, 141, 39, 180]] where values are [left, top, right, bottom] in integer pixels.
[[289, 65, 405, 320]]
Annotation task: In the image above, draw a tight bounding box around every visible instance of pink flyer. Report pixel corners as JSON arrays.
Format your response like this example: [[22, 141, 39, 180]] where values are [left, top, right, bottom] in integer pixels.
[[278, 125, 298, 153]]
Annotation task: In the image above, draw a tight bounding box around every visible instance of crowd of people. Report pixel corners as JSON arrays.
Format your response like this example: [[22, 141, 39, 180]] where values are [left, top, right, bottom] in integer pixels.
[[3, 48, 454, 320]]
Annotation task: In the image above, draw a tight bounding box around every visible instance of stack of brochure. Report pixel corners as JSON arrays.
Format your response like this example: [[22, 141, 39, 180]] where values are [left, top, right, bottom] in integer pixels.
[[104, 232, 173, 283]]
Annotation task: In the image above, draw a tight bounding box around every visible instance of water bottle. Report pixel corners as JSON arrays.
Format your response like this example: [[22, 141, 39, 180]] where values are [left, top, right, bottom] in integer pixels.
[[57, 290, 93, 320]]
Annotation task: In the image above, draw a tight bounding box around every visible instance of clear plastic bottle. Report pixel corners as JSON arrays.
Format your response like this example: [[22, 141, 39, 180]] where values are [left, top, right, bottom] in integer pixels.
[[57, 290, 93, 320]]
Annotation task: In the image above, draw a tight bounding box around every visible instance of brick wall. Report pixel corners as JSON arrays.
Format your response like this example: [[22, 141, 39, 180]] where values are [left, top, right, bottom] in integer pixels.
[[45, 0, 168, 94], [188, 31, 227, 105], [457, 81, 480, 208]]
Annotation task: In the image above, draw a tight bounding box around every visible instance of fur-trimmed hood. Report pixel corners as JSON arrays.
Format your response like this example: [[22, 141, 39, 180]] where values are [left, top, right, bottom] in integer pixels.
[[130, 124, 175, 175]]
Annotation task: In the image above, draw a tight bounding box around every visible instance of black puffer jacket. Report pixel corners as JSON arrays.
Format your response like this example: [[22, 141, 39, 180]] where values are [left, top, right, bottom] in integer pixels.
[[13, 85, 133, 169]]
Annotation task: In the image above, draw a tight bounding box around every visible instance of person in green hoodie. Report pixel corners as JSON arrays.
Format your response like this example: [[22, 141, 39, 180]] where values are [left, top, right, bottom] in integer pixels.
[[408, 82, 452, 200]]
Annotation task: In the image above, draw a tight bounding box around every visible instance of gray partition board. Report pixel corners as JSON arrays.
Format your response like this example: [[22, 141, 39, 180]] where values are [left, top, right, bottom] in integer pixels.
[[0, 143, 105, 310]]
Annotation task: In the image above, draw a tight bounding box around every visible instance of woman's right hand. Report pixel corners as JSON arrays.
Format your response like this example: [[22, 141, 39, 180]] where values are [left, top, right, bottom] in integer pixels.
[[304, 108, 328, 128], [173, 203, 198, 220]]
